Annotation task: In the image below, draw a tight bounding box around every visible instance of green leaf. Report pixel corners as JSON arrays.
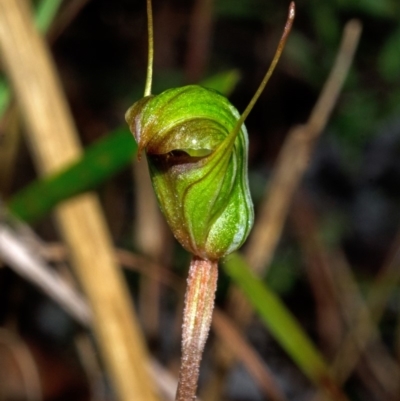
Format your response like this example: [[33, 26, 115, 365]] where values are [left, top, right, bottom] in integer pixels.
[[8, 127, 137, 222], [223, 252, 340, 396]]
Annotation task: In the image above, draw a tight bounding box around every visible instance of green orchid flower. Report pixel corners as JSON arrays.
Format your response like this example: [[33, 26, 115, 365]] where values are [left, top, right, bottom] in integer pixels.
[[125, 85, 253, 260]]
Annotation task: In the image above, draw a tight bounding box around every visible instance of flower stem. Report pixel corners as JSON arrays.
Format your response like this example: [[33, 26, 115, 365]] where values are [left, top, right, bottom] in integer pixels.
[[176, 256, 218, 401]]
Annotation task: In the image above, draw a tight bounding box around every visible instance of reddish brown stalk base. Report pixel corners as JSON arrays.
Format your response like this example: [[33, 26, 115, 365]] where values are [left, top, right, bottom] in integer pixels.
[[176, 257, 218, 401]]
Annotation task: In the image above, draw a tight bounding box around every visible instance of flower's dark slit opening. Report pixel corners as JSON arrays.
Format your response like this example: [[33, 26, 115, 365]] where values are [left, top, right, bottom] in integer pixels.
[[151, 148, 213, 166]]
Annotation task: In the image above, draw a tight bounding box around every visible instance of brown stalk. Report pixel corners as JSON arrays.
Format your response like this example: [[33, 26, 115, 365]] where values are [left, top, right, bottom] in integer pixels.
[[176, 257, 218, 401], [0, 2, 157, 401], [203, 19, 362, 401]]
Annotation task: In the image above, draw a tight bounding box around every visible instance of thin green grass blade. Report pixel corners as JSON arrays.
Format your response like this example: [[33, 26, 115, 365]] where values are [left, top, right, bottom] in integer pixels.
[[0, 79, 10, 118], [223, 252, 344, 399], [8, 127, 137, 222], [35, 0, 64, 33]]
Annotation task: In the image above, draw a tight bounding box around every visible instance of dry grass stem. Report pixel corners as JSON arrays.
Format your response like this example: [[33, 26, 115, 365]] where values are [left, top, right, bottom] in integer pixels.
[[0, 1, 157, 400]]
